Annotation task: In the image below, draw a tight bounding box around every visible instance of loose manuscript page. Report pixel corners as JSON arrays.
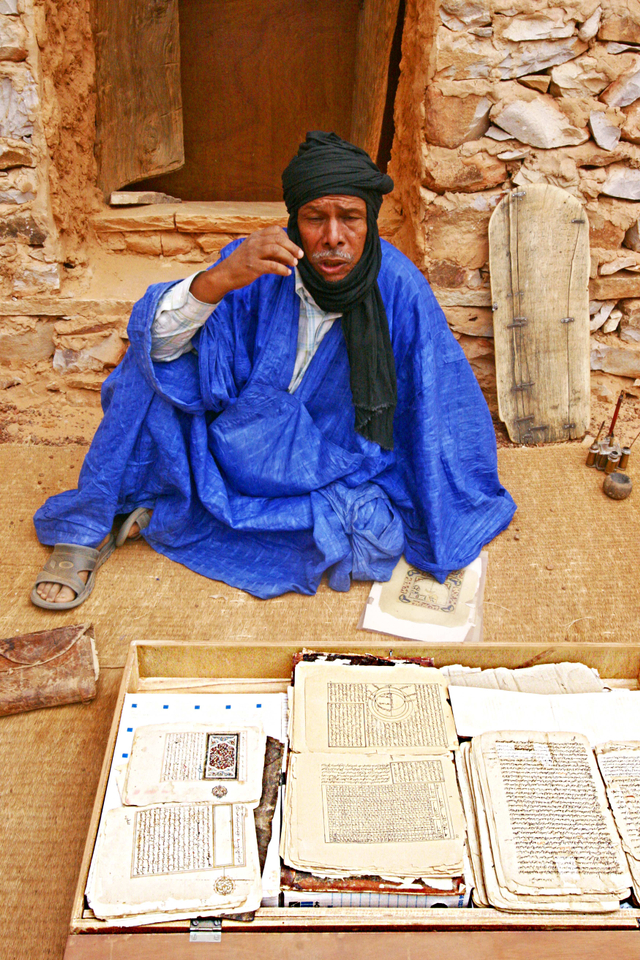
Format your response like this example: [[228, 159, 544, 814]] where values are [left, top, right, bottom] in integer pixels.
[[596, 741, 640, 896], [454, 743, 489, 907], [450, 687, 640, 745], [122, 723, 265, 806], [446, 662, 603, 694], [291, 661, 457, 754], [88, 801, 262, 919], [361, 554, 485, 643]]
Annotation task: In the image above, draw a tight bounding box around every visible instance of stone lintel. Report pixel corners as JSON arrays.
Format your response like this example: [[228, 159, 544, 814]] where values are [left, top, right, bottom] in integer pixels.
[[92, 205, 179, 233], [431, 287, 493, 307]]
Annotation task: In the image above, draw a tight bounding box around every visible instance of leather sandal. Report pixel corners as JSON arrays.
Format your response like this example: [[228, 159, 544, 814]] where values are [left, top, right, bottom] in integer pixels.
[[31, 535, 116, 611], [115, 507, 152, 547]]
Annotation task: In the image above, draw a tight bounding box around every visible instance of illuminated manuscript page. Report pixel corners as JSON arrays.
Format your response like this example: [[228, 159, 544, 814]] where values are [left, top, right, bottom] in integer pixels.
[[281, 751, 464, 879], [361, 554, 485, 643], [291, 661, 457, 754], [473, 731, 630, 899], [88, 801, 261, 919], [122, 723, 265, 806]]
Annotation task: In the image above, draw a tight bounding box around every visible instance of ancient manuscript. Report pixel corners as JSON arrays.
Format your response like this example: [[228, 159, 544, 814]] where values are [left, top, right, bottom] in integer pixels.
[[360, 553, 486, 643], [87, 801, 262, 919], [281, 752, 464, 879], [596, 741, 640, 900], [449, 687, 640, 745], [465, 731, 630, 912], [290, 660, 457, 754], [283, 659, 464, 881], [445, 661, 603, 695], [122, 723, 266, 806]]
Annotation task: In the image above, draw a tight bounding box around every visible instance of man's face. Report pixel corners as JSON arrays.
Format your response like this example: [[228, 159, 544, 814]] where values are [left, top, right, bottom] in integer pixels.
[[297, 195, 368, 282]]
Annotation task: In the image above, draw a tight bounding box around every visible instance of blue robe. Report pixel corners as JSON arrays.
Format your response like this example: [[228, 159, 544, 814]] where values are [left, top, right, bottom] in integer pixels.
[[34, 239, 516, 599]]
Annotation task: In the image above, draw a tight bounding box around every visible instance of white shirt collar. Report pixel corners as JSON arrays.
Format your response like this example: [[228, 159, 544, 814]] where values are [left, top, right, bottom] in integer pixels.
[[294, 267, 341, 318]]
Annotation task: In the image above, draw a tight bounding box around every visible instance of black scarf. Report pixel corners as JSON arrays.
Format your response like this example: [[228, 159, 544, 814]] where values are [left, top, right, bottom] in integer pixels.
[[282, 132, 396, 451]]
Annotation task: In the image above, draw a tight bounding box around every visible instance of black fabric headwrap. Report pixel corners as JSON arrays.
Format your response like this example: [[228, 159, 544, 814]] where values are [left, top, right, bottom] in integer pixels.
[[282, 131, 396, 450]]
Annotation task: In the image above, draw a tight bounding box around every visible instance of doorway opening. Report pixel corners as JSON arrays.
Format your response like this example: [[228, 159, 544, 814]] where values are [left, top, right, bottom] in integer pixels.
[[94, 0, 404, 202]]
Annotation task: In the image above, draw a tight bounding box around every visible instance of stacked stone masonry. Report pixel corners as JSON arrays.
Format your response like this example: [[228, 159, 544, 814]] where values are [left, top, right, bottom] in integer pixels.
[[389, 0, 640, 410], [0, 0, 59, 298]]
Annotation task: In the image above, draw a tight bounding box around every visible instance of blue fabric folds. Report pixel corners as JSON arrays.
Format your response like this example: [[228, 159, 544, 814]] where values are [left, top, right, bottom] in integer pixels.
[[34, 239, 516, 599]]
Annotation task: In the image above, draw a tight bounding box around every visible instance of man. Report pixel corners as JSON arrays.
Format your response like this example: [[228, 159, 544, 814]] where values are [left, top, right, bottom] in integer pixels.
[[32, 132, 515, 608]]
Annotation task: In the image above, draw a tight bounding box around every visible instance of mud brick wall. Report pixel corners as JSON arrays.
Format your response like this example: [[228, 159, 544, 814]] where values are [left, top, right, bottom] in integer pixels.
[[390, 0, 640, 409]]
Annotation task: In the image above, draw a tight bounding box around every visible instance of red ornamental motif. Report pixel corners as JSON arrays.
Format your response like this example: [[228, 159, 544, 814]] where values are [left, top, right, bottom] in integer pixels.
[[209, 740, 235, 769]]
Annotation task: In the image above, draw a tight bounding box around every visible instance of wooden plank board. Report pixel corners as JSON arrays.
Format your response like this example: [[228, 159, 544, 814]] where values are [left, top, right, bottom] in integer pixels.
[[489, 185, 590, 444], [64, 930, 640, 959], [92, 0, 184, 196], [350, 0, 401, 161]]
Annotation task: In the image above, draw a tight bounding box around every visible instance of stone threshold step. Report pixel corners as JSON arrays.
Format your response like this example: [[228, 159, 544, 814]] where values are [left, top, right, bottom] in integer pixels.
[[92, 201, 288, 234], [92, 199, 402, 237]]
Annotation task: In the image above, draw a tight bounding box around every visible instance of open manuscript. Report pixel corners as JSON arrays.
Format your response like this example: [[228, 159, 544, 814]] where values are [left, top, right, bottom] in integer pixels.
[[456, 730, 631, 912], [87, 722, 267, 921], [282, 659, 465, 883]]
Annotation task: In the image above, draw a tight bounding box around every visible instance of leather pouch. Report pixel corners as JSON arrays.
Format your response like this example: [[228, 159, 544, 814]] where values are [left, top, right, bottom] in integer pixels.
[[0, 623, 99, 717]]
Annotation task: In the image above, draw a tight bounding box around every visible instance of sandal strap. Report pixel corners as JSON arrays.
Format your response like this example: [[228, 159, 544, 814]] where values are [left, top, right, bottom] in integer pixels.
[[33, 542, 109, 596], [116, 508, 152, 547]]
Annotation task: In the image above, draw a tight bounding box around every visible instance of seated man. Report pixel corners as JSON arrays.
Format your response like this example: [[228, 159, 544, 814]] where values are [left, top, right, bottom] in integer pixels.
[[32, 132, 516, 609]]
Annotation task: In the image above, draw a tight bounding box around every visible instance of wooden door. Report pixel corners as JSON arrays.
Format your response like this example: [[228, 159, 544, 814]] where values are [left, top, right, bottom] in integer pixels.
[[92, 0, 184, 198], [350, 0, 402, 164]]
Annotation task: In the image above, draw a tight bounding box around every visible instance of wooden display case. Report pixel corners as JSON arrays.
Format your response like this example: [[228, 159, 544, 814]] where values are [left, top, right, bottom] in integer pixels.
[[64, 640, 640, 959]]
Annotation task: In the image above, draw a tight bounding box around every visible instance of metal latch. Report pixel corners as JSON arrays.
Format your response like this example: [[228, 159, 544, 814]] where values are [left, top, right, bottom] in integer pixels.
[[190, 918, 222, 942]]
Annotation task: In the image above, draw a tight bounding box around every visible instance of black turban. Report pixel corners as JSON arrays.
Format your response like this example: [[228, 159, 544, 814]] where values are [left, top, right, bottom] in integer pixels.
[[282, 131, 396, 451]]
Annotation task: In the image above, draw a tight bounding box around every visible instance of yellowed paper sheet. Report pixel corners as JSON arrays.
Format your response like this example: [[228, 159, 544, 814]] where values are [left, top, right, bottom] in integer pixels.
[[467, 734, 624, 913], [361, 554, 485, 643], [291, 661, 457, 755], [87, 801, 261, 920], [281, 750, 465, 879], [446, 662, 603, 695], [379, 558, 479, 626], [473, 731, 630, 899], [596, 741, 640, 900], [454, 743, 488, 907], [122, 723, 265, 806], [449, 687, 640, 745]]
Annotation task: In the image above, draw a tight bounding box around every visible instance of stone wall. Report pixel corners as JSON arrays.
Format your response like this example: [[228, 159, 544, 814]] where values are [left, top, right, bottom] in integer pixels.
[[3, 0, 640, 429], [390, 0, 640, 410], [0, 0, 61, 296]]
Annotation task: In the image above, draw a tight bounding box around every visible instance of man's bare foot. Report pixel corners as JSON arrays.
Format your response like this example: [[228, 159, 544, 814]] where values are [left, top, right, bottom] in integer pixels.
[[35, 520, 145, 604]]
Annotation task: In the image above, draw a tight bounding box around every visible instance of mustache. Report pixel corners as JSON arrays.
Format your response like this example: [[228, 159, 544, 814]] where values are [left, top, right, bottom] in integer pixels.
[[310, 249, 354, 263]]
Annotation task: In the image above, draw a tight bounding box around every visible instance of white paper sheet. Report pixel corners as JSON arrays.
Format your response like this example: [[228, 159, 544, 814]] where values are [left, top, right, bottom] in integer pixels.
[[450, 687, 640, 746], [360, 554, 486, 643], [88, 691, 288, 915]]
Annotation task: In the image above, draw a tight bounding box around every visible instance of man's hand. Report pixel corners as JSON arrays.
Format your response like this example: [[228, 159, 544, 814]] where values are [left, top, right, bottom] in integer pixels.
[[190, 227, 304, 303]]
